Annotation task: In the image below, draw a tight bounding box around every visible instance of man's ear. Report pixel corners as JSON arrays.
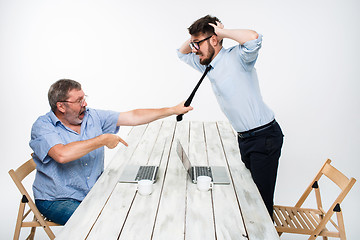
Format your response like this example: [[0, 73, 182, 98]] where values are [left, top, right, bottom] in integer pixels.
[[56, 102, 66, 113], [210, 35, 220, 47]]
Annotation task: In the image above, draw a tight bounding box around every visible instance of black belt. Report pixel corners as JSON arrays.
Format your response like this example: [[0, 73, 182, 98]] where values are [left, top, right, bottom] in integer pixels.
[[238, 119, 276, 139]]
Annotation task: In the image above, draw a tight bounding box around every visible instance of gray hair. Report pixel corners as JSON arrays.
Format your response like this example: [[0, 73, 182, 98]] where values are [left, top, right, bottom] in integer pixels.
[[48, 79, 82, 112]]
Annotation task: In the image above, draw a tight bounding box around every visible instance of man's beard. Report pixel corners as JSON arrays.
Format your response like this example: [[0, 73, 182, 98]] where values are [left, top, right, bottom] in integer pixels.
[[199, 44, 215, 65], [65, 107, 86, 125]]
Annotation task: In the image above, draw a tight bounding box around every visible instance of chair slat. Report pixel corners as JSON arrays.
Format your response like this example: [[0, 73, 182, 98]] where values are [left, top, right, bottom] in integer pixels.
[[298, 210, 315, 230], [272, 210, 282, 227], [309, 210, 322, 224], [304, 210, 320, 228], [279, 207, 296, 228], [273, 206, 288, 227], [290, 209, 307, 229], [287, 208, 302, 229]]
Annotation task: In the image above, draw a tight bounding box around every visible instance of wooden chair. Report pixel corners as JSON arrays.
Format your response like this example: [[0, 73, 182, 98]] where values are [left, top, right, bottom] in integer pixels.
[[9, 157, 62, 240], [273, 159, 356, 240]]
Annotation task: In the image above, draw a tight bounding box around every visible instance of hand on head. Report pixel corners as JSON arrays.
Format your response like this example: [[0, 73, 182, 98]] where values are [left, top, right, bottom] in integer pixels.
[[208, 21, 224, 41]]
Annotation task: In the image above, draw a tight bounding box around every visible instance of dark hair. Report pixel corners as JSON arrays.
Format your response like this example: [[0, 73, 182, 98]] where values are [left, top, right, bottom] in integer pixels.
[[188, 15, 221, 36], [48, 79, 82, 112]]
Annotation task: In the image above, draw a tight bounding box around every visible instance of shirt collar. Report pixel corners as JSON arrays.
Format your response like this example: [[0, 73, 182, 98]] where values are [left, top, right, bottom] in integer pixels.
[[49, 110, 61, 125], [209, 47, 226, 69], [48, 108, 90, 126]]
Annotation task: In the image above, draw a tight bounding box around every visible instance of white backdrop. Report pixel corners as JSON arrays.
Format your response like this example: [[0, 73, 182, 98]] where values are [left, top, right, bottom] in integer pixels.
[[1, 0, 359, 239]]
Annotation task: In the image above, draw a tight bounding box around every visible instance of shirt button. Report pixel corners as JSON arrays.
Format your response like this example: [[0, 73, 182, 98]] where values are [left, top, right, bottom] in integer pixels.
[[85, 163, 88, 166], [87, 177, 90, 180]]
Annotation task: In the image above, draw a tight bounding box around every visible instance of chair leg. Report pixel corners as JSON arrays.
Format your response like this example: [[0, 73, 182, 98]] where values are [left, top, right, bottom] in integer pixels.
[[26, 216, 37, 240], [43, 226, 56, 240], [13, 201, 26, 240], [25, 229, 35, 240], [34, 216, 56, 240], [336, 211, 346, 240]]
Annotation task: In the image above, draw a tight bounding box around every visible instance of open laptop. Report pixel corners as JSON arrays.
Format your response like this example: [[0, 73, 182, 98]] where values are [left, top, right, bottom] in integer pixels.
[[118, 142, 166, 183], [118, 164, 159, 183], [176, 140, 230, 184]]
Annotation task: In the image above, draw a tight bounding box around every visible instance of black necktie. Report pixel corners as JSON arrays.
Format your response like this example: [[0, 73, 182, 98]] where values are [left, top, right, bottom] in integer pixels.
[[177, 65, 212, 121]]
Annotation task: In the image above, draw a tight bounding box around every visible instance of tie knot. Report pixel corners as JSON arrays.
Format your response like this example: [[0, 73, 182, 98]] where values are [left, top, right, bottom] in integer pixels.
[[205, 65, 212, 72]]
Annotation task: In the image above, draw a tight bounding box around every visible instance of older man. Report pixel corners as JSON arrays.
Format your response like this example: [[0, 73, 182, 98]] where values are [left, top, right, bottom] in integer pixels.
[[30, 79, 192, 225]]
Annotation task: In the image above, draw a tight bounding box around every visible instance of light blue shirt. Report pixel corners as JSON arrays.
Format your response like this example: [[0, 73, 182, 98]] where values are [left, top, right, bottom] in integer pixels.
[[177, 34, 274, 132], [29, 108, 120, 201]]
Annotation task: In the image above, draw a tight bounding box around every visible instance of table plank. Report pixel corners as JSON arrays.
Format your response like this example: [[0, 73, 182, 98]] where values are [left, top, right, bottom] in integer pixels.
[[86, 121, 167, 239], [216, 121, 280, 240], [56, 124, 148, 240], [86, 183, 136, 240], [204, 122, 248, 240], [185, 121, 216, 240], [151, 121, 189, 239], [128, 120, 163, 165], [118, 121, 176, 240]]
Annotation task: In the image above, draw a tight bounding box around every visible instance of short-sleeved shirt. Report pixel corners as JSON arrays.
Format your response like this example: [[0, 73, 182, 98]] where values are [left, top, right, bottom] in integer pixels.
[[177, 34, 274, 132], [29, 108, 120, 201]]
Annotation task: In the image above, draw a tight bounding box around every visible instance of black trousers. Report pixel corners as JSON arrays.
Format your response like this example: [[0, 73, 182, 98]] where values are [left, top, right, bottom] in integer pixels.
[[237, 121, 284, 218]]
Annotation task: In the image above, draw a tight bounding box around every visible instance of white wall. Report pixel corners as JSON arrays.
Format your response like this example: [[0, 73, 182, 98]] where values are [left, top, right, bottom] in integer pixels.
[[1, 0, 359, 239]]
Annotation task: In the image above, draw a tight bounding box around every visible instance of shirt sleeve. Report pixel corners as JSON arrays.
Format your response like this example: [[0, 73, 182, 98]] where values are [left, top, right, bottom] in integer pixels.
[[29, 117, 65, 162], [92, 109, 120, 134], [176, 49, 205, 72], [238, 34, 263, 67]]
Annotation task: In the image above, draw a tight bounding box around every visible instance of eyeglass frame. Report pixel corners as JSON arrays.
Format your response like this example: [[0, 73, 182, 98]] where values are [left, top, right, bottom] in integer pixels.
[[58, 95, 88, 106], [189, 35, 213, 50]]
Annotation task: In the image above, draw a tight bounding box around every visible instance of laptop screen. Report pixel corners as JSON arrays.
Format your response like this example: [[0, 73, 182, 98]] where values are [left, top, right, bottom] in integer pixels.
[[176, 141, 192, 174]]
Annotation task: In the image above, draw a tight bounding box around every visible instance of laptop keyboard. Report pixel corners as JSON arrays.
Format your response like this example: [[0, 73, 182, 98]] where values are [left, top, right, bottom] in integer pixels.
[[195, 166, 213, 180], [135, 166, 156, 181]]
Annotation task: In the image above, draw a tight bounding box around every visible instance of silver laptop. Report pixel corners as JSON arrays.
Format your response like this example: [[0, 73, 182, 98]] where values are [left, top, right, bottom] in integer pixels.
[[118, 141, 167, 183], [118, 164, 159, 183], [176, 140, 230, 184]]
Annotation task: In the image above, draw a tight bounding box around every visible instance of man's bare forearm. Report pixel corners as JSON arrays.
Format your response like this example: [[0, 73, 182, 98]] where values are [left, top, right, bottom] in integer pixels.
[[179, 39, 192, 54], [117, 102, 193, 126], [48, 134, 127, 163]]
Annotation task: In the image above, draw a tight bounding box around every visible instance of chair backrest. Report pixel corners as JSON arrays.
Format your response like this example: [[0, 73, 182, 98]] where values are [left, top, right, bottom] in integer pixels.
[[322, 161, 352, 190], [9, 158, 37, 201], [295, 159, 356, 210]]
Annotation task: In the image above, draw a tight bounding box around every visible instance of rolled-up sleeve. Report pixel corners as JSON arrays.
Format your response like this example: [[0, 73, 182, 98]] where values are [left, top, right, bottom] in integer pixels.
[[30, 118, 64, 163], [176, 49, 204, 72], [239, 34, 263, 64]]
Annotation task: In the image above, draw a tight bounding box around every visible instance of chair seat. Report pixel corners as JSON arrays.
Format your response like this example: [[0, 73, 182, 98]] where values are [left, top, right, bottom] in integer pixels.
[[273, 205, 341, 238], [22, 218, 62, 228], [274, 205, 321, 232]]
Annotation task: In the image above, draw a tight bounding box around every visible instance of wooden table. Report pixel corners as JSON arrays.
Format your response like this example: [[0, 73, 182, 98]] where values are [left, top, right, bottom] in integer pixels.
[[57, 121, 279, 240]]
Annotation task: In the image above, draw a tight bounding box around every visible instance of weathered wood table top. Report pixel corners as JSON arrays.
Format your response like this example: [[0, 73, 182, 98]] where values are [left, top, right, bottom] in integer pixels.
[[57, 121, 279, 240]]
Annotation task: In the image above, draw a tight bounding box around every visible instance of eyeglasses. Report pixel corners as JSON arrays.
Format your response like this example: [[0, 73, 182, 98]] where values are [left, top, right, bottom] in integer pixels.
[[189, 35, 213, 50], [59, 95, 88, 106]]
